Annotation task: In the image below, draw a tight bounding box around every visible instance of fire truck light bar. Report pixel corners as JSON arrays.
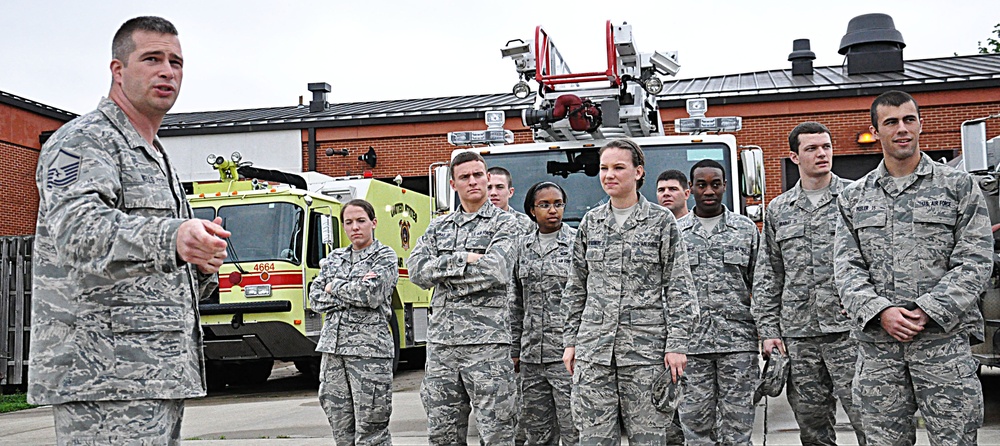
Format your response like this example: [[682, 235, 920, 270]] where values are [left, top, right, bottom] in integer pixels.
[[674, 116, 742, 134], [447, 130, 515, 146]]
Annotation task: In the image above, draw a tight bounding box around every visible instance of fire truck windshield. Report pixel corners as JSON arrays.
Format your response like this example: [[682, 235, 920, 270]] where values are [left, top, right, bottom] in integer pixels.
[[480, 142, 734, 225], [199, 202, 305, 265]]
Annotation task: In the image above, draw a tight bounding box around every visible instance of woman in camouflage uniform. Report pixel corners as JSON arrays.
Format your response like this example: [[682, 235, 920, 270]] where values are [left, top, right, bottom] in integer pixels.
[[310, 199, 399, 446], [562, 139, 697, 444], [510, 182, 579, 445]]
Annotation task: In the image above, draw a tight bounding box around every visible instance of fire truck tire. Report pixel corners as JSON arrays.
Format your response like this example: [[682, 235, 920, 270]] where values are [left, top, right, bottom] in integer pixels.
[[228, 359, 274, 386], [294, 359, 321, 382], [391, 312, 401, 373]]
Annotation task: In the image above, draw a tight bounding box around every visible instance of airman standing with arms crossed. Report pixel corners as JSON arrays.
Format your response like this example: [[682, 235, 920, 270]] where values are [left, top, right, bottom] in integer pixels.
[[752, 122, 866, 445], [676, 159, 760, 445], [562, 138, 697, 444], [28, 16, 229, 444], [410, 151, 520, 445], [835, 90, 992, 445]]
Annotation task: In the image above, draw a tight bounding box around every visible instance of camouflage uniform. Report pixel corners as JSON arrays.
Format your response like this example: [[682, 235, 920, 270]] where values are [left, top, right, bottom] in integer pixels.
[[510, 224, 579, 445], [310, 239, 399, 445], [677, 208, 759, 445], [508, 208, 536, 234], [410, 202, 519, 445], [752, 175, 866, 446], [53, 399, 184, 446], [28, 99, 214, 442], [562, 196, 697, 444], [835, 153, 991, 446]]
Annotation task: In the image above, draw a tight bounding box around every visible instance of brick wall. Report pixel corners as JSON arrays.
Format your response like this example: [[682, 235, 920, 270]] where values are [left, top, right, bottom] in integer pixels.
[[0, 141, 40, 235], [0, 102, 69, 236], [305, 99, 1000, 200]]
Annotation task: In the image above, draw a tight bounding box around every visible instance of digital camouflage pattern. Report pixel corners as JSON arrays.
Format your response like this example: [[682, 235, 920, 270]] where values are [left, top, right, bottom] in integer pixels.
[[510, 224, 577, 363], [678, 352, 759, 445], [420, 343, 516, 445], [318, 353, 393, 446], [509, 208, 536, 234], [510, 224, 578, 445], [409, 201, 518, 346], [677, 208, 759, 355], [520, 361, 578, 445], [309, 240, 397, 444], [571, 360, 672, 443], [835, 153, 992, 445], [785, 333, 866, 445], [410, 202, 519, 445], [29, 98, 213, 406], [677, 208, 759, 445], [309, 240, 398, 358], [53, 399, 184, 445], [752, 175, 864, 445], [562, 196, 697, 444], [753, 176, 852, 339]]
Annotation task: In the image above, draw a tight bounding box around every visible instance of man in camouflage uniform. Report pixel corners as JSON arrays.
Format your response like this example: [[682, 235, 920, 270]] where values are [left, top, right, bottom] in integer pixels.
[[410, 151, 520, 445], [752, 122, 866, 445], [488, 166, 536, 233], [677, 159, 760, 445], [835, 90, 992, 445], [28, 16, 228, 444], [562, 139, 697, 444]]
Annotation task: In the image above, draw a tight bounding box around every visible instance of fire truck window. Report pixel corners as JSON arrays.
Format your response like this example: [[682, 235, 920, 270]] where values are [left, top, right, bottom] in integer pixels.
[[217, 203, 304, 265], [307, 211, 337, 268]]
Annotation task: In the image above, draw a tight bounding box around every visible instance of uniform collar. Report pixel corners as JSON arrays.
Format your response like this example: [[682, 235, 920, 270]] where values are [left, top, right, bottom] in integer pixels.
[[873, 152, 934, 195], [791, 174, 844, 211], [525, 224, 573, 255], [338, 239, 383, 262], [97, 97, 161, 154], [594, 195, 653, 231], [448, 200, 501, 225], [680, 206, 736, 237]]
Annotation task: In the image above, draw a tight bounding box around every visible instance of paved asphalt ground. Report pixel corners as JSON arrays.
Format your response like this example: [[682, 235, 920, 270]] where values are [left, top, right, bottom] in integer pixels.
[[4, 357, 1000, 445]]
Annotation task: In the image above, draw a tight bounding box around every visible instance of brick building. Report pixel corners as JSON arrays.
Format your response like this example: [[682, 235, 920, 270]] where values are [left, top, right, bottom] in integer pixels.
[[0, 91, 75, 236], [161, 52, 1000, 201]]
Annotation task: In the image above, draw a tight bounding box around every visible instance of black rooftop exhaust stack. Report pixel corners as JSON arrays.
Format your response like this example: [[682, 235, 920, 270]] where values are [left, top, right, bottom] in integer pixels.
[[839, 13, 905, 75], [788, 39, 815, 76], [307, 82, 331, 113]]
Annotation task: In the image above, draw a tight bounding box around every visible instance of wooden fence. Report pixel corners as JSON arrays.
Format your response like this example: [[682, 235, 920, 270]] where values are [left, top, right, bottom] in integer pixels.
[[1, 236, 32, 387]]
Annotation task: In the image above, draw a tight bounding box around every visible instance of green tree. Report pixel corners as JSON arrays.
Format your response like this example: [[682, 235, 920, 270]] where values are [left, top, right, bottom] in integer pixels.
[[980, 23, 1000, 54]]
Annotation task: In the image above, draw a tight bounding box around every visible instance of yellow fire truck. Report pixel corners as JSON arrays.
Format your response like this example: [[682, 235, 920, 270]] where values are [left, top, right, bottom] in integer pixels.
[[189, 153, 431, 387]]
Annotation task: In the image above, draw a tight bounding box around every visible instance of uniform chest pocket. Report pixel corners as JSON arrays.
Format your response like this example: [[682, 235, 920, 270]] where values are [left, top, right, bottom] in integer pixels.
[[464, 236, 490, 254], [723, 248, 750, 268], [912, 206, 956, 244], [122, 182, 175, 213], [853, 210, 886, 237], [775, 224, 805, 243]]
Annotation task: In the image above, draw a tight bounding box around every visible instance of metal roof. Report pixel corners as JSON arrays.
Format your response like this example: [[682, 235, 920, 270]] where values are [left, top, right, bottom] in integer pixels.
[[160, 53, 1000, 135], [657, 53, 1000, 105], [0, 90, 77, 122], [161, 92, 533, 134]]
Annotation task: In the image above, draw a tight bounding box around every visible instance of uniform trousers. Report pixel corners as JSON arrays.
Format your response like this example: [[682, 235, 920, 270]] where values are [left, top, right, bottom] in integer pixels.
[[318, 353, 393, 445], [53, 399, 183, 446]]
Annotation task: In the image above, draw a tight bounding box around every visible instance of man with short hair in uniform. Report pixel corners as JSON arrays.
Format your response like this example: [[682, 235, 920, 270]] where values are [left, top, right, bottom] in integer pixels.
[[411, 151, 521, 445], [835, 90, 991, 445], [488, 166, 535, 232], [28, 16, 229, 444], [656, 169, 691, 220], [677, 159, 760, 445], [753, 121, 865, 445]]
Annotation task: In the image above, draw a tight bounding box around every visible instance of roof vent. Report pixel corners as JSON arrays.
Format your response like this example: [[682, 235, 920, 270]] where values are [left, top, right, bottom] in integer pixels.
[[307, 82, 331, 113], [788, 39, 815, 76], [838, 13, 905, 75]]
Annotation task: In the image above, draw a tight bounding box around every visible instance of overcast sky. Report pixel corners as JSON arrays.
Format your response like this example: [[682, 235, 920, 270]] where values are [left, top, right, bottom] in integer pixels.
[[2, 0, 997, 115]]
